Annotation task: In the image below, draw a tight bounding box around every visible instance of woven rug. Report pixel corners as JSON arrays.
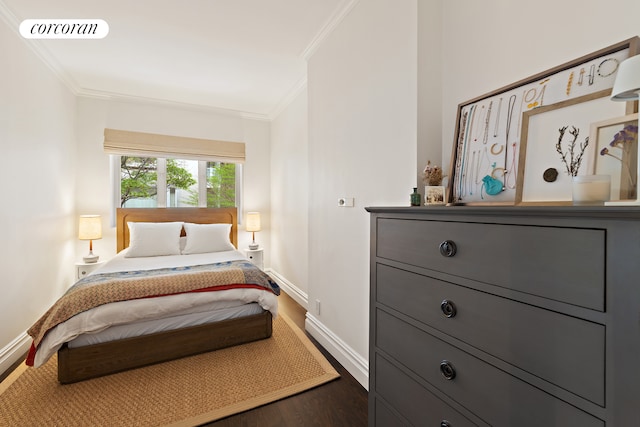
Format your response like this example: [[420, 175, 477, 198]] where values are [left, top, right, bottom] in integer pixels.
[[0, 314, 339, 426]]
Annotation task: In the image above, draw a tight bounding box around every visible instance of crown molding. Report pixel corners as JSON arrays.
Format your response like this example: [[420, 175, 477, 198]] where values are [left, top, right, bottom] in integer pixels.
[[0, 0, 270, 121], [268, 0, 359, 119], [300, 0, 360, 61], [267, 77, 307, 120], [77, 88, 271, 121], [1, 0, 358, 123], [0, 0, 81, 94]]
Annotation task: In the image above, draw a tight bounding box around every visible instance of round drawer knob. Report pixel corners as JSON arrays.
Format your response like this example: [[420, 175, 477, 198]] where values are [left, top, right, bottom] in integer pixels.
[[440, 360, 456, 380], [441, 421, 451, 427], [440, 300, 457, 318], [439, 240, 457, 257]]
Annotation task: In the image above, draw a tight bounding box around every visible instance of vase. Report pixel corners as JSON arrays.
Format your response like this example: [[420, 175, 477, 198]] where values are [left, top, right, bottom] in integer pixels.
[[410, 188, 421, 206], [619, 157, 637, 200], [572, 175, 611, 205]]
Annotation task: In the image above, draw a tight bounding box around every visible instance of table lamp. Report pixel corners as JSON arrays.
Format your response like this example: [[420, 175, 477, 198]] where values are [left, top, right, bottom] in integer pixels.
[[606, 54, 640, 206], [246, 212, 261, 250], [79, 215, 102, 262]]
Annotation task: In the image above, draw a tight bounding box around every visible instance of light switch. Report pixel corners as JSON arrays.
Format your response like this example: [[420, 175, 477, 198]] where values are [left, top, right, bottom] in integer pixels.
[[338, 197, 354, 207]]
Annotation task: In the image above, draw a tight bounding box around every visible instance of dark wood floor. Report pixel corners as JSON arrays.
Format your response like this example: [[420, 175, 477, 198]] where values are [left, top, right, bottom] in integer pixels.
[[207, 291, 369, 427]]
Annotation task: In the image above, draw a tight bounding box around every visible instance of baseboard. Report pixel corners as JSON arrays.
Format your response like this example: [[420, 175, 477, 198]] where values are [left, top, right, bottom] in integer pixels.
[[305, 313, 369, 391], [0, 332, 30, 380], [267, 269, 368, 389], [267, 268, 308, 310]]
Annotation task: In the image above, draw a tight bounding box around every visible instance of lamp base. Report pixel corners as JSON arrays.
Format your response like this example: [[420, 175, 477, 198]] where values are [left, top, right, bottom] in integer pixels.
[[83, 253, 99, 263], [248, 243, 259, 250], [605, 199, 640, 206]]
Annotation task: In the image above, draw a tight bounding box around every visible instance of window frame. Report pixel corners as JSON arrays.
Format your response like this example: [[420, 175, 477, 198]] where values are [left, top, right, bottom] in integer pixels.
[[109, 155, 243, 225]]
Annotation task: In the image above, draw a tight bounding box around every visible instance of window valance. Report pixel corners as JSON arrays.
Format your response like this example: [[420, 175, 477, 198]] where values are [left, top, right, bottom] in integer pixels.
[[103, 128, 245, 163]]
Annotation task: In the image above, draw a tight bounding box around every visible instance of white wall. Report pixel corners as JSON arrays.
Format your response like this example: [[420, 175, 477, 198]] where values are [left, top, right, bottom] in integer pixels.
[[305, 0, 418, 387], [0, 18, 77, 372], [440, 0, 640, 171], [417, 0, 443, 192], [74, 97, 272, 262], [269, 88, 309, 306]]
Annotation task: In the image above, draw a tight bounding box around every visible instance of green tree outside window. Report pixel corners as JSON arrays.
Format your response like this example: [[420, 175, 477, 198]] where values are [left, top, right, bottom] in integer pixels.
[[120, 157, 196, 207]]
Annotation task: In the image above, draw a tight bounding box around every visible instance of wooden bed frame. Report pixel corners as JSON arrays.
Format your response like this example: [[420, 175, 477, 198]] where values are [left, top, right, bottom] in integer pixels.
[[57, 207, 273, 384]]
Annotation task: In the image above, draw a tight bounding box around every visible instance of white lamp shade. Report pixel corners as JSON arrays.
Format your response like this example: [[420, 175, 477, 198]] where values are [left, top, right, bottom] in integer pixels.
[[78, 215, 102, 240], [611, 55, 640, 101], [246, 212, 261, 232]]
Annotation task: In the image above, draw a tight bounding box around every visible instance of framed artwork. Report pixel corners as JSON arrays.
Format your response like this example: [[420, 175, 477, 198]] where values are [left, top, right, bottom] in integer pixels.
[[425, 186, 446, 205], [515, 90, 628, 205], [447, 37, 639, 205], [590, 113, 638, 201]]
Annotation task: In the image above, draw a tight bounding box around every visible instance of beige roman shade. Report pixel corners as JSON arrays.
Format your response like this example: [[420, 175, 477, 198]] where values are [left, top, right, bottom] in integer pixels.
[[104, 128, 245, 163]]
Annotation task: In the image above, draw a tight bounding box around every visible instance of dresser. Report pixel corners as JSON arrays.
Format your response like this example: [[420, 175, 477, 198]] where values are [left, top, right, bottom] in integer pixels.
[[366, 206, 640, 426]]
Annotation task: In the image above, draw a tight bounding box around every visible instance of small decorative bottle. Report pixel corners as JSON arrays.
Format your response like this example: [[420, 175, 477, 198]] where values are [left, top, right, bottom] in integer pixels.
[[410, 187, 421, 206]]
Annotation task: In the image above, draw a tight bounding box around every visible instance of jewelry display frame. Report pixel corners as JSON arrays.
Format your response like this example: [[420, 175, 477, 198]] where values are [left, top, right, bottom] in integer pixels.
[[447, 36, 640, 206]]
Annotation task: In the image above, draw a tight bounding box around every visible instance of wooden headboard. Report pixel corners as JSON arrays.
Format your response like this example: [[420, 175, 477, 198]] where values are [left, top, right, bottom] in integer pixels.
[[116, 207, 238, 252]]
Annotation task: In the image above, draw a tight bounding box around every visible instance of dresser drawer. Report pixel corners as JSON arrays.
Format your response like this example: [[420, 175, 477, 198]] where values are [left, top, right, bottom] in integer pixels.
[[376, 263, 605, 405], [373, 398, 406, 427], [376, 354, 481, 426], [376, 218, 605, 311], [376, 310, 604, 427]]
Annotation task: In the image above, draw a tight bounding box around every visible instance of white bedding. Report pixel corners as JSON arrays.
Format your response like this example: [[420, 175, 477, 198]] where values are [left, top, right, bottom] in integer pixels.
[[33, 249, 278, 368], [68, 302, 264, 348]]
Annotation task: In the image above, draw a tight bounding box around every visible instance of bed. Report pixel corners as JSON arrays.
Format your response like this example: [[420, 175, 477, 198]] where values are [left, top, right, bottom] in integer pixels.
[[26, 207, 279, 384]]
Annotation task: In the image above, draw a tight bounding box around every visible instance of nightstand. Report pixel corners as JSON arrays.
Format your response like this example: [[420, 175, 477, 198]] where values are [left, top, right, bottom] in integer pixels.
[[244, 248, 264, 270], [75, 261, 105, 280]]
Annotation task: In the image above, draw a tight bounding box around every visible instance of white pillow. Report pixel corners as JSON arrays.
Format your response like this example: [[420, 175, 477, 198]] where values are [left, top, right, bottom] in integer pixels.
[[182, 223, 235, 254], [125, 222, 184, 258]]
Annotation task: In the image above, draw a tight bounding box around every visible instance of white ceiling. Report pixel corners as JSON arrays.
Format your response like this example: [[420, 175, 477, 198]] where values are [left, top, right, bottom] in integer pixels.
[[1, 0, 354, 118]]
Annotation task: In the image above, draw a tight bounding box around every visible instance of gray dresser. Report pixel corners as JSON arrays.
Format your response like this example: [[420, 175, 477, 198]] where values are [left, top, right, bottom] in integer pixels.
[[366, 206, 640, 426]]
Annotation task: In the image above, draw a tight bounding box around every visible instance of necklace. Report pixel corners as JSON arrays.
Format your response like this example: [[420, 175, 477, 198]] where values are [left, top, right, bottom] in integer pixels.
[[577, 67, 585, 86], [505, 95, 516, 146], [524, 80, 548, 109], [472, 105, 485, 142], [475, 147, 491, 184], [597, 57, 619, 77], [457, 106, 475, 200], [515, 90, 525, 140], [468, 150, 477, 195], [505, 142, 518, 189], [462, 105, 477, 199], [566, 71, 574, 96], [503, 94, 518, 190], [455, 110, 469, 201], [493, 97, 502, 137], [483, 101, 493, 145]]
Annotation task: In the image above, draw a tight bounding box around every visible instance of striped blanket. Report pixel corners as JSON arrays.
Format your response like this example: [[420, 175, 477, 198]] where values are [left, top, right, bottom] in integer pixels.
[[26, 260, 280, 366]]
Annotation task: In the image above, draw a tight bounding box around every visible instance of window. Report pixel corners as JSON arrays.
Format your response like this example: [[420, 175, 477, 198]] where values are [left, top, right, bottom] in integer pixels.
[[103, 129, 245, 222], [120, 156, 158, 207], [204, 161, 237, 208], [117, 156, 241, 208]]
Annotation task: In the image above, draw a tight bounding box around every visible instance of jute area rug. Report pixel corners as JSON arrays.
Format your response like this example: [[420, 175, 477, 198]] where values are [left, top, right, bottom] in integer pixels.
[[0, 314, 339, 426]]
